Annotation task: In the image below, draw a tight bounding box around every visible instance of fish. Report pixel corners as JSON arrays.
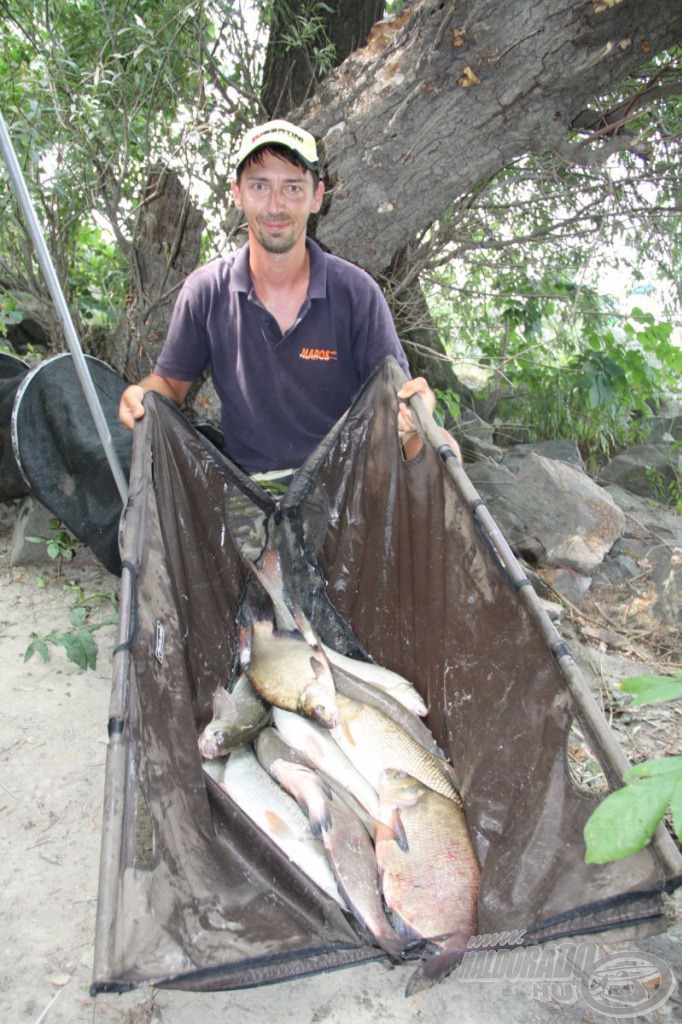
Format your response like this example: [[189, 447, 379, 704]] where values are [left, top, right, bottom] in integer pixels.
[[198, 674, 269, 759], [270, 759, 406, 959], [375, 769, 480, 994], [255, 726, 375, 837], [244, 619, 338, 728], [271, 706, 380, 821], [320, 643, 428, 718], [211, 745, 345, 907], [332, 694, 460, 802], [332, 665, 446, 761]]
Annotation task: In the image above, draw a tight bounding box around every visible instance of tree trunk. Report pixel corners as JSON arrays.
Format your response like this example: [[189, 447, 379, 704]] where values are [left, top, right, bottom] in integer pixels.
[[109, 169, 204, 380], [262, 0, 384, 117], [292, 0, 681, 274], [387, 244, 473, 398]]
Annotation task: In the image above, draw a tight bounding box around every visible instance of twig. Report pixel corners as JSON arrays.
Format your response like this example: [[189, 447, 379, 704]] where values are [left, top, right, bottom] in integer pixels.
[[34, 989, 62, 1024]]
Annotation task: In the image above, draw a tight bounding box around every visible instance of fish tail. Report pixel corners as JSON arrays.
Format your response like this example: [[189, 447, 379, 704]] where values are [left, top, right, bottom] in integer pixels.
[[404, 936, 470, 996]]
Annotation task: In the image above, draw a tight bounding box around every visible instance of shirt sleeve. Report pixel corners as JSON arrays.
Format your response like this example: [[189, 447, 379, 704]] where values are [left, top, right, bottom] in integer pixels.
[[154, 275, 211, 382], [351, 275, 410, 381]]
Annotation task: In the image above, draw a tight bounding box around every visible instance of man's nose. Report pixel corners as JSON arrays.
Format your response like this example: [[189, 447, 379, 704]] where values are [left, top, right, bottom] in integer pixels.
[[268, 188, 286, 212]]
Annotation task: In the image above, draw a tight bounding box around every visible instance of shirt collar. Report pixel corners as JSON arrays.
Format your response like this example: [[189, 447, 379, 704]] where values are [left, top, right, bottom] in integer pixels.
[[229, 238, 328, 299]]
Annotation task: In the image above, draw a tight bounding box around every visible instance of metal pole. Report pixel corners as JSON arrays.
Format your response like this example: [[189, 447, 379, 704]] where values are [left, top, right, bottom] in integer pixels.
[[0, 109, 128, 503]]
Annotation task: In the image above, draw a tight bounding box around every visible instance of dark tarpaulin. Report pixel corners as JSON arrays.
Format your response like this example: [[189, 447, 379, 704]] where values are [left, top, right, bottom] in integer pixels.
[[93, 358, 681, 994]]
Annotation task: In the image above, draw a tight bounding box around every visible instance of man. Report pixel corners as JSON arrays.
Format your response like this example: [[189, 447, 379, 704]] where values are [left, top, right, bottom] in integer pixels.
[[119, 119, 453, 473]]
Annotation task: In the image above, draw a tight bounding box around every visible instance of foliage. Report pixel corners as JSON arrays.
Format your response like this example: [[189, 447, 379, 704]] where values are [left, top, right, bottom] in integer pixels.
[[0, 0, 679, 454], [583, 673, 682, 864], [24, 577, 119, 670], [416, 55, 682, 451], [26, 516, 83, 564], [0, 0, 268, 344]]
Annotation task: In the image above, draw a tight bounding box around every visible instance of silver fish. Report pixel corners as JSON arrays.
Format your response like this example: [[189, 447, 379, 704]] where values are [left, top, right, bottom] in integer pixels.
[[321, 644, 428, 718], [272, 706, 380, 821], [255, 726, 375, 837], [332, 665, 446, 761], [271, 759, 405, 959], [211, 746, 345, 907]]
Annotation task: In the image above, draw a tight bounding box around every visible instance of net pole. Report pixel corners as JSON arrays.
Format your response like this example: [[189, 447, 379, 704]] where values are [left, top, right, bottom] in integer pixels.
[[408, 391, 682, 876], [0, 109, 128, 503]]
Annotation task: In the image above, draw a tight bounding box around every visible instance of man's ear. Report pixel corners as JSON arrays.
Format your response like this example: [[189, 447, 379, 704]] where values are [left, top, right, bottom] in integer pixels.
[[231, 178, 242, 210], [312, 180, 325, 214]]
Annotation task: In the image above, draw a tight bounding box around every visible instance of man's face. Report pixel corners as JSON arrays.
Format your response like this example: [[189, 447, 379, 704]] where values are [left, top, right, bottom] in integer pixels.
[[232, 151, 324, 256]]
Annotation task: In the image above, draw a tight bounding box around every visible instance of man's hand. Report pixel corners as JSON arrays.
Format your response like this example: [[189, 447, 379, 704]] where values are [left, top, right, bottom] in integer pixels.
[[118, 374, 194, 429], [119, 385, 146, 430], [396, 377, 436, 438], [396, 376, 461, 461]]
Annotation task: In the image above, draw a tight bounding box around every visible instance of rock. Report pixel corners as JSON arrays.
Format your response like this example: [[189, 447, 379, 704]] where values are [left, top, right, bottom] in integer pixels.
[[455, 411, 505, 463], [504, 440, 585, 471], [538, 597, 564, 622], [10, 496, 58, 567], [650, 547, 682, 629], [467, 454, 625, 573], [541, 567, 593, 606], [638, 414, 682, 445], [600, 443, 682, 501]]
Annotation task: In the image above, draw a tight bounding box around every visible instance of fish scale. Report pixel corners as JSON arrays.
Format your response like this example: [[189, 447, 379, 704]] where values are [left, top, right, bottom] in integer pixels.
[[331, 695, 460, 801]]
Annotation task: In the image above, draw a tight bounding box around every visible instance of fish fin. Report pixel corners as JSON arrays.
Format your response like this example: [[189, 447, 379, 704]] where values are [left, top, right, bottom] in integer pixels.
[[404, 937, 469, 996], [307, 802, 333, 838], [309, 654, 327, 680], [339, 720, 356, 746], [263, 810, 296, 843], [237, 627, 252, 669], [293, 600, 319, 647], [392, 809, 410, 852], [388, 910, 422, 941], [374, 821, 399, 844], [212, 687, 237, 719]]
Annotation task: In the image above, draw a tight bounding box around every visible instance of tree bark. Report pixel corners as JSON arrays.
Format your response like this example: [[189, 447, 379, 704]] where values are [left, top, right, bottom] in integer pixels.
[[291, 0, 681, 274]]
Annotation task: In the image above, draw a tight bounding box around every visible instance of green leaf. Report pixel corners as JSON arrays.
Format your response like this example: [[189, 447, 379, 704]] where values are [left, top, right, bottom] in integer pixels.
[[46, 540, 61, 559], [620, 674, 682, 706], [624, 756, 682, 781], [584, 776, 674, 864], [24, 635, 49, 663], [670, 778, 682, 842], [68, 606, 88, 628]]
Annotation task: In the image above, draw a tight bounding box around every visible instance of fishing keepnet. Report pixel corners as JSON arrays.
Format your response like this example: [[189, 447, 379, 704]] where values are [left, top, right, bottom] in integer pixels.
[[93, 357, 681, 994]]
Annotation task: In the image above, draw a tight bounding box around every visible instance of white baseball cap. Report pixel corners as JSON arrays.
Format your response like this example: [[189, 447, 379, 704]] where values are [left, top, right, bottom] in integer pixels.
[[235, 119, 319, 173]]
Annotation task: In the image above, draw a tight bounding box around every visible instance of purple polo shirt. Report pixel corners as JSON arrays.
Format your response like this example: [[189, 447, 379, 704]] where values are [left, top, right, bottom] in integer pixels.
[[154, 239, 409, 472]]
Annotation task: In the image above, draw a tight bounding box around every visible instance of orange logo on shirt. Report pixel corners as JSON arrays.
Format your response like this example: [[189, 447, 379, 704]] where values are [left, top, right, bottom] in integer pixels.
[[299, 347, 338, 361]]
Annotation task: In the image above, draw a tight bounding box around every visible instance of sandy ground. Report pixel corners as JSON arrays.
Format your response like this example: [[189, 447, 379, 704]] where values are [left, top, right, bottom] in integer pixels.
[[1, 499, 680, 1024]]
